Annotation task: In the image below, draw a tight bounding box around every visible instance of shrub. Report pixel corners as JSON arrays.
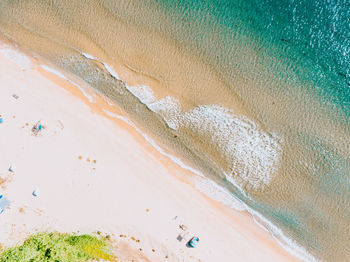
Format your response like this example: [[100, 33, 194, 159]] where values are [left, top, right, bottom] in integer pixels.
[[0, 232, 116, 262]]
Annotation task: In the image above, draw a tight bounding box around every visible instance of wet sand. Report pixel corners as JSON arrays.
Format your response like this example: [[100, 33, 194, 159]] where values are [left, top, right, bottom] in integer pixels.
[[0, 44, 299, 261]]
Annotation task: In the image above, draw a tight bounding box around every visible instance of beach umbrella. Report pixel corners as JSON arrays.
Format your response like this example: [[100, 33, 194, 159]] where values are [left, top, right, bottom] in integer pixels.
[[187, 236, 199, 248], [0, 195, 10, 214]]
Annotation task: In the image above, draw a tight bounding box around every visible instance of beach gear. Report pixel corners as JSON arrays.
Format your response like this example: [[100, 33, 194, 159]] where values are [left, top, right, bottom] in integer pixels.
[[0, 118, 3, 123], [32, 121, 43, 135], [179, 224, 188, 231], [0, 195, 10, 214], [187, 236, 199, 248]]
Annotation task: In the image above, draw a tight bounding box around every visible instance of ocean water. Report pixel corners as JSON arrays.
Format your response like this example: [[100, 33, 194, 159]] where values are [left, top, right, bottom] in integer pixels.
[[0, 0, 349, 261]]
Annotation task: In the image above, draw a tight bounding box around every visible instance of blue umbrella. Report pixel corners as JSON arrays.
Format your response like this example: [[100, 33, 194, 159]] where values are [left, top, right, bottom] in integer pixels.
[[187, 236, 199, 248], [0, 195, 10, 214]]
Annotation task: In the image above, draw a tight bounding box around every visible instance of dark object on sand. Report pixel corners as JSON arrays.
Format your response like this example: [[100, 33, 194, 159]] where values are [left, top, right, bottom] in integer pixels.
[[176, 231, 189, 242], [8, 165, 14, 172], [187, 236, 199, 248], [0, 195, 10, 214], [12, 94, 19, 99], [32, 121, 43, 136], [179, 224, 188, 231]]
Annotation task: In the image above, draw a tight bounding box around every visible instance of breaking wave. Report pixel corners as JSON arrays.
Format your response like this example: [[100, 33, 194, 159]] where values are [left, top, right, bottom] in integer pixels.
[[82, 52, 282, 191]]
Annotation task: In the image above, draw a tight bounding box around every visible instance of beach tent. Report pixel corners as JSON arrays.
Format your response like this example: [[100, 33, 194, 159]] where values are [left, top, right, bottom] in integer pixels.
[[0, 195, 10, 214], [187, 236, 199, 248]]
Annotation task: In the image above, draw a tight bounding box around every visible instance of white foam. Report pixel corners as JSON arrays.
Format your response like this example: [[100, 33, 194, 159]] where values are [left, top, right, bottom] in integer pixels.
[[40, 65, 95, 103], [81, 52, 96, 60], [87, 54, 283, 190], [98, 62, 282, 191], [82, 52, 157, 108], [123, 84, 182, 130], [89, 55, 183, 130], [148, 96, 182, 130], [90, 57, 282, 191], [82, 51, 182, 126], [194, 177, 246, 210], [81, 52, 184, 131], [82, 52, 121, 80], [103, 63, 121, 80], [180, 105, 281, 191], [0, 49, 32, 70], [127, 85, 156, 105]]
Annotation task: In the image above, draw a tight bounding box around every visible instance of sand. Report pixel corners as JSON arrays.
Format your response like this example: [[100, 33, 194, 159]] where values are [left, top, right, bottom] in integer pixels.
[[0, 44, 299, 261]]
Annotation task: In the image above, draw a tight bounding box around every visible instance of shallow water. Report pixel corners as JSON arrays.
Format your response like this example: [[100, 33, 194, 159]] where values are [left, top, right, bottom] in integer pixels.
[[0, 0, 349, 260]]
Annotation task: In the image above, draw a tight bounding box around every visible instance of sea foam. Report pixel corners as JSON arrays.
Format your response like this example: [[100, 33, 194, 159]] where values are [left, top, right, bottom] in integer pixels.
[[82, 52, 282, 191], [102, 75, 281, 190], [181, 105, 282, 190]]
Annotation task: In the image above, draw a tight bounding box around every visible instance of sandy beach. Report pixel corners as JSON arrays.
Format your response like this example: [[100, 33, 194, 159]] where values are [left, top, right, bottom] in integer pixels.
[[0, 44, 300, 261]]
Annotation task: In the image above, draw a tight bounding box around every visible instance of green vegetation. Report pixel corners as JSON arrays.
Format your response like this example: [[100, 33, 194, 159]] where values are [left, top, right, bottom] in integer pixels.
[[0, 232, 116, 262]]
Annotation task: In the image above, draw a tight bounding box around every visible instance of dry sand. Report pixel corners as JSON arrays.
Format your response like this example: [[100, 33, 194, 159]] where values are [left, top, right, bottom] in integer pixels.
[[0, 44, 299, 261]]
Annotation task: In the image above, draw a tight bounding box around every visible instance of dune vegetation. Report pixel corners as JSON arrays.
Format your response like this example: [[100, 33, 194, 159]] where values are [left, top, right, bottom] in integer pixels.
[[0, 232, 116, 262]]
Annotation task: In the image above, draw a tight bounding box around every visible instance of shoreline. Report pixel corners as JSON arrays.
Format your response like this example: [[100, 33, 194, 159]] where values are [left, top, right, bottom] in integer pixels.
[[0, 42, 301, 261]]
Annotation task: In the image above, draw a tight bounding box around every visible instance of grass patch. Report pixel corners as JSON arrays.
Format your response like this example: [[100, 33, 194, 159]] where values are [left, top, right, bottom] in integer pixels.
[[0, 232, 116, 262]]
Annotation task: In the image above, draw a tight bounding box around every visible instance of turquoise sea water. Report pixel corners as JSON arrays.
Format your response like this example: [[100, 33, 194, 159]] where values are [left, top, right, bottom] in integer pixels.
[[157, 0, 350, 115], [0, 0, 349, 260]]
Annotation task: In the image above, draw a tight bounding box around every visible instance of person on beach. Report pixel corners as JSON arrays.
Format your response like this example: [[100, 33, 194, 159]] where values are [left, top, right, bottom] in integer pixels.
[[31, 121, 43, 136]]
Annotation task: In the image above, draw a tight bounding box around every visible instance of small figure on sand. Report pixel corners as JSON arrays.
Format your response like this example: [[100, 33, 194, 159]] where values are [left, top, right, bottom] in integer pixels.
[[31, 121, 43, 136], [179, 224, 188, 231]]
